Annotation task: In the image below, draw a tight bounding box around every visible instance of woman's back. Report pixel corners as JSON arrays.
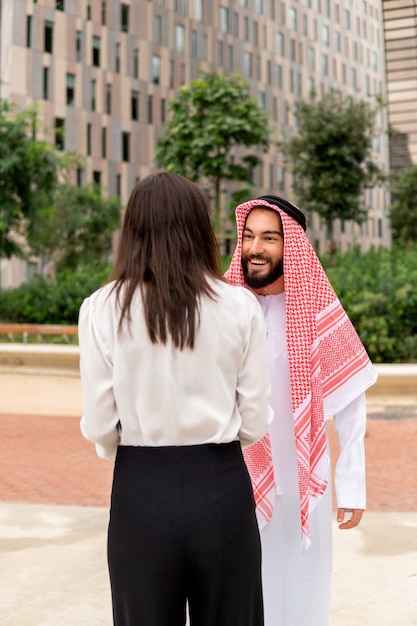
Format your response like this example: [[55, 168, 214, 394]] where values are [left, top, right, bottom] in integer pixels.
[[79, 276, 272, 458]]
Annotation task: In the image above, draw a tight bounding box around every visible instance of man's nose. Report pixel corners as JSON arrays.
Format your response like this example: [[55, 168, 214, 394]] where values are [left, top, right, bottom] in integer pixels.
[[249, 237, 264, 255]]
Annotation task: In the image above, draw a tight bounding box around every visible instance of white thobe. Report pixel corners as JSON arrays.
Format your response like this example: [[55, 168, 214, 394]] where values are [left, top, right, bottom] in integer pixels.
[[255, 292, 366, 626]]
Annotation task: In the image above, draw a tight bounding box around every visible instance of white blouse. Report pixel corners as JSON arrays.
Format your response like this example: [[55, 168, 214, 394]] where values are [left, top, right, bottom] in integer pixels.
[[79, 279, 274, 460]]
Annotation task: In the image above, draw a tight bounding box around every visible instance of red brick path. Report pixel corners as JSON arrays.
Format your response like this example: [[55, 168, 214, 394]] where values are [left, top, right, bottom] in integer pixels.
[[0, 412, 416, 511]]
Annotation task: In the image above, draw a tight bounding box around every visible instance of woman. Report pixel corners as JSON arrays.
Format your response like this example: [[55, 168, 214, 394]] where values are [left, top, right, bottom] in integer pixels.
[[78, 172, 273, 626]]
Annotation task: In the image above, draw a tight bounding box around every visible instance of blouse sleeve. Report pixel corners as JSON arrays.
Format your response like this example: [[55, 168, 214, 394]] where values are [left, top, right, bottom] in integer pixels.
[[78, 296, 120, 460], [236, 294, 274, 448], [332, 392, 367, 509]]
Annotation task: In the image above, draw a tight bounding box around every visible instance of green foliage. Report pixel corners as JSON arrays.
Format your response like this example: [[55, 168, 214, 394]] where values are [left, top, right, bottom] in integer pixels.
[[154, 70, 271, 235], [389, 165, 417, 246], [28, 182, 121, 272], [282, 91, 386, 242], [321, 245, 417, 363], [0, 100, 66, 259], [0, 264, 111, 325]]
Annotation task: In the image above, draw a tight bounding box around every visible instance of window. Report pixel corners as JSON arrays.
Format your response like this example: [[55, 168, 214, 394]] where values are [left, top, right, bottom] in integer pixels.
[[277, 32, 284, 56], [352, 68, 357, 89], [43, 67, 49, 99], [290, 39, 296, 61], [87, 123, 92, 155], [228, 45, 234, 70], [334, 31, 341, 52], [289, 7, 297, 30], [308, 47, 315, 70], [87, 0, 91, 20], [244, 17, 249, 41], [76, 31, 82, 61], [77, 168, 83, 187], [147, 95, 153, 124], [175, 24, 185, 52], [202, 35, 207, 60], [255, 0, 263, 12], [116, 174, 121, 198], [55, 118, 65, 150], [115, 43, 121, 73], [56, 0, 64, 9], [243, 51, 252, 78], [253, 21, 258, 45], [275, 64, 282, 88], [121, 4, 129, 33], [343, 9, 350, 29], [133, 48, 139, 78], [26, 15, 32, 47], [180, 63, 186, 85], [92, 36, 101, 67], [101, 0, 106, 24], [44, 20, 54, 53], [371, 51, 378, 71], [161, 98, 166, 123], [267, 60, 272, 84], [154, 16, 162, 43], [151, 54, 161, 84], [220, 7, 229, 33], [91, 79, 96, 110], [233, 12, 239, 36], [256, 54, 261, 79], [131, 90, 139, 120], [218, 41, 223, 67], [195, 0, 203, 21], [191, 30, 197, 57], [169, 59, 174, 88], [66, 73, 75, 105], [122, 133, 130, 163], [101, 127, 107, 158], [277, 166, 284, 191], [321, 53, 328, 76], [93, 171, 101, 185], [322, 25, 329, 46], [106, 83, 112, 114]]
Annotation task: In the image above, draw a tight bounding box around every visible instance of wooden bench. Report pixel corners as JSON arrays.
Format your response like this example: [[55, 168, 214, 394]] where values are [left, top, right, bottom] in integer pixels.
[[0, 323, 78, 344]]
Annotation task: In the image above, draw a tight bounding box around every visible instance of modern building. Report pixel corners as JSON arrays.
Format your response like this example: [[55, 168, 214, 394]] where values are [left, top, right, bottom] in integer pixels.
[[0, 0, 390, 288], [382, 0, 417, 176]]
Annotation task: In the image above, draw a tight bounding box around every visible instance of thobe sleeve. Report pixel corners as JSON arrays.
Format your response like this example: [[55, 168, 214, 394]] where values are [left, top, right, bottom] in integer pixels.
[[332, 392, 366, 509], [78, 297, 120, 460], [236, 297, 274, 448]]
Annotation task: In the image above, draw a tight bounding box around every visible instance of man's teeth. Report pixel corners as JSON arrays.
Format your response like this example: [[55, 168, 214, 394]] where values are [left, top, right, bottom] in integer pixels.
[[251, 259, 267, 265]]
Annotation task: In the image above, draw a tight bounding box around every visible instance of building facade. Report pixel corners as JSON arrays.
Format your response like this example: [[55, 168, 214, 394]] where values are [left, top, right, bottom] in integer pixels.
[[0, 0, 390, 287], [382, 0, 417, 176]]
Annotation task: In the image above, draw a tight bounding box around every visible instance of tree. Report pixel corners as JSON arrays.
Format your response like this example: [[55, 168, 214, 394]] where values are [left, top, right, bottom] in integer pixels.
[[0, 100, 64, 260], [154, 71, 271, 239], [389, 165, 417, 246], [28, 182, 121, 273], [281, 91, 386, 248]]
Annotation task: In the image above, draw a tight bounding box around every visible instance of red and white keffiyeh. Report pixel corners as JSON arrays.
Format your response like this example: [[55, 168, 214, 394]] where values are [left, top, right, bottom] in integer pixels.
[[225, 198, 377, 550]]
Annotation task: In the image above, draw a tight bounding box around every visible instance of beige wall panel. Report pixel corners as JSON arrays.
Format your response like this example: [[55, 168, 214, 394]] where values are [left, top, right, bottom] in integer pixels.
[[9, 46, 27, 95]]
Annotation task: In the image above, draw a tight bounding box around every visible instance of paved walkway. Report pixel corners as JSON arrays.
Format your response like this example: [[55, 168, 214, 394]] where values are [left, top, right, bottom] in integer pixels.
[[0, 372, 416, 625]]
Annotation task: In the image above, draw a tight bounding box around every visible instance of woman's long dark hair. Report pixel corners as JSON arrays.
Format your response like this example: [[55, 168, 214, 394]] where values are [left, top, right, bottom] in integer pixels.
[[109, 172, 222, 349]]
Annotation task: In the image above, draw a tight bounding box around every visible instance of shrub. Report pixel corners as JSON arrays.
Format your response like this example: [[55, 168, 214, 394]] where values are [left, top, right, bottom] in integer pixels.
[[321, 245, 417, 363], [0, 264, 111, 325]]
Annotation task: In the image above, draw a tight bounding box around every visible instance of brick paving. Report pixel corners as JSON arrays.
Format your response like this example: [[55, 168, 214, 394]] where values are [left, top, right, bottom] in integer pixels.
[[0, 410, 416, 512]]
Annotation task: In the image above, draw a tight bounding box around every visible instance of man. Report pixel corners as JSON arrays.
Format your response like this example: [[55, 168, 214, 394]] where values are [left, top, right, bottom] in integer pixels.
[[225, 195, 377, 626]]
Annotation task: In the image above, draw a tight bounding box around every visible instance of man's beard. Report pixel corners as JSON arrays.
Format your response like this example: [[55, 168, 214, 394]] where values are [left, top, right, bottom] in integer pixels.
[[242, 255, 284, 289]]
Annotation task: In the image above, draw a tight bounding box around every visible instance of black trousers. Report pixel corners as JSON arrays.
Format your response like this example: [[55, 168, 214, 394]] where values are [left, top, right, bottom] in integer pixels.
[[107, 441, 264, 626]]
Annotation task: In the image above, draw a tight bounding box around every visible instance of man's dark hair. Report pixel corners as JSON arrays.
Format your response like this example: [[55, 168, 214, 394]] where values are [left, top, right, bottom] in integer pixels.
[[109, 171, 222, 349]]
